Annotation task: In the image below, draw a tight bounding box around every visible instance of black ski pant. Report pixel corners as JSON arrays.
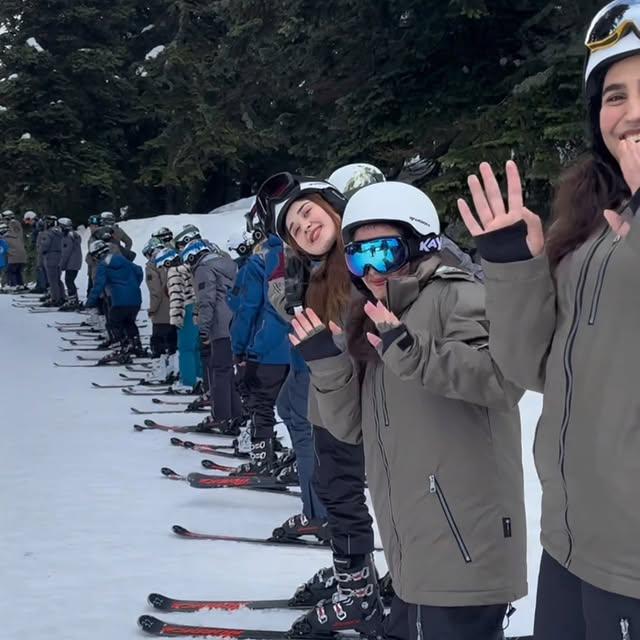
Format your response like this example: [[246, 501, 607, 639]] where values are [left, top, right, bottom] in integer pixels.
[[150, 323, 177, 357], [36, 264, 48, 291], [200, 335, 210, 394], [208, 337, 242, 421], [110, 305, 140, 343], [45, 264, 64, 303], [7, 263, 24, 286], [244, 361, 288, 440], [312, 425, 374, 557], [64, 269, 78, 298], [384, 595, 507, 640], [534, 550, 640, 639]]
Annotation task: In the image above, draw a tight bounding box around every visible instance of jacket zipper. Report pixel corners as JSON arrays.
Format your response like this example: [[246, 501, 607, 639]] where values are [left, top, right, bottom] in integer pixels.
[[371, 363, 402, 574], [416, 605, 423, 640], [621, 618, 631, 640], [588, 235, 621, 325], [559, 227, 609, 566], [429, 475, 472, 563], [379, 368, 390, 426]]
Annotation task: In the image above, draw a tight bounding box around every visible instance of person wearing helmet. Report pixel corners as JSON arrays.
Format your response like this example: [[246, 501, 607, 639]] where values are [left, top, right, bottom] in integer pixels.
[[3, 209, 27, 289], [256, 170, 386, 632], [180, 238, 242, 435], [144, 246, 179, 384], [457, 2, 640, 634], [100, 211, 133, 255], [39, 216, 65, 306], [173, 224, 202, 252], [167, 246, 201, 390], [291, 182, 526, 639], [58, 218, 83, 310], [86, 238, 144, 360], [152, 227, 174, 247], [226, 229, 254, 269]]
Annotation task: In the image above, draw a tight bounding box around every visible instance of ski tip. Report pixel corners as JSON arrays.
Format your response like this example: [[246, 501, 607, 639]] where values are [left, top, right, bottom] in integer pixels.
[[201, 459, 214, 469], [170, 437, 182, 446], [144, 419, 156, 426], [152, 398, 162, 404], [172, 524, 190, 536], [161, 467, 179, 478], [147, 593, 171, 610], [133, 424, 146, 431], [183, 440, 195, 449], [138, 615, 164, 634]]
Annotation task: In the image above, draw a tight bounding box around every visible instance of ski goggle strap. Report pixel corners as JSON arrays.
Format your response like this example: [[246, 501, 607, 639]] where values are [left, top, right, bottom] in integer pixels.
[[344, 235, 441, 277], [585, 1, 640, 52]]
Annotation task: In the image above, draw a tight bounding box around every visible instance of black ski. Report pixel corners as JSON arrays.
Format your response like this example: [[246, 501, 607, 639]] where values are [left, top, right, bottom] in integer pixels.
[[134, 419, 236, 437], [187, 472, 293, 490], [171, 525, 330, 548], [134, 422, 201, 434], [147, 593, 303, 613], [122, 387, 176, 396], [92, 382, 136, 389], [131, 407, 201, 416], [54, 361, 125, 368]]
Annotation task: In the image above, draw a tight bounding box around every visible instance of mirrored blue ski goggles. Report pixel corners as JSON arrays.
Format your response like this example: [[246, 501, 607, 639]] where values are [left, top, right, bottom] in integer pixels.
[[344, 235, 441, 277]]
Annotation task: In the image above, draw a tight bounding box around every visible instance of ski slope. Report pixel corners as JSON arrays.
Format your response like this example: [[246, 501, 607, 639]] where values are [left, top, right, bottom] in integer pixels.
[[1, 206, 543, 639]]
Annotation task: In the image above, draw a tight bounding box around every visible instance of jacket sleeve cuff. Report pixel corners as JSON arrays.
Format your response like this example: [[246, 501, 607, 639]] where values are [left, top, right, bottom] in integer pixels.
[[474, 220, 532, 263], [306, 350, 354, 387], [295, 328, 342, 362], [481, 252, 551, 283], [381, 324, 414, 354]]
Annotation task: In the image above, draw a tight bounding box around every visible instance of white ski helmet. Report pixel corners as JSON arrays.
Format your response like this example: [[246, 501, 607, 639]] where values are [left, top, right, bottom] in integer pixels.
[[23, 210, 37, 223], [100, 211, 116, 224], [328, 163, 386, 199], [342, 182, 440, 244], [58, 217, 73, 230], [2, 209, 15, 219], [584, 1, 640, 94]]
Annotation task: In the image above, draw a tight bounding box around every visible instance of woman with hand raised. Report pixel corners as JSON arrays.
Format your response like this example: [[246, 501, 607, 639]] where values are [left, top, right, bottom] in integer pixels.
[[291, 181, 527, 640], [457, 2, 640, 634]]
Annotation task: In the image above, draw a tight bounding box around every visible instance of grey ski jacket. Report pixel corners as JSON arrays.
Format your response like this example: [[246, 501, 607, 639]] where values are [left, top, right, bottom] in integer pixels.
[[306, 257, 527, 606], [192, 250, 237, 340], [40, 227, 63, 268], [146, 261, 170, 325], [482, 198, 640, 600], [60, 231, 82, 271]]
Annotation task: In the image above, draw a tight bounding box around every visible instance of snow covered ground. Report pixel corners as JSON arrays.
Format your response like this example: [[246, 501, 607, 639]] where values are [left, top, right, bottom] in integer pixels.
[[1, 205, 543, 638]]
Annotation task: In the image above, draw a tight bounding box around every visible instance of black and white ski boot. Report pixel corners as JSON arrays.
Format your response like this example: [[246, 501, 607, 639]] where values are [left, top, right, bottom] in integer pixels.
[[272, 513, 330, 542], [289, 554, 384, 639], [288, 566, 338, 608], [276, 459, 299, 486], [230, 438, 275, 476]]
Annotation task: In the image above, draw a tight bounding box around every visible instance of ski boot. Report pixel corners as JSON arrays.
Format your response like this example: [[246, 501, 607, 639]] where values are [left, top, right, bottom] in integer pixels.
[[276, 459, 299, 486], [98, 348, 132, 366], [289, 554, 385, 639], [39, 294, 50, 303], [288, 566, 338, 608], [378, 572, 395, 608], [195, 415, 242, 436], [272, 513, 330, 543], [131, 336, 150, 359], [143, 354, 175, 385], [230, 438, 275, 476], [233, 425, 252, 455], [59, 296, 81, 312], [185, 392, 210, 412]]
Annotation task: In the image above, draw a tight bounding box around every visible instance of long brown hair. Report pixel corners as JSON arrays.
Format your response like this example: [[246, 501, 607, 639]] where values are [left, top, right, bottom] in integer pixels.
[[546, 153, 627, 269], [546, 64, 629, 269], [286, 193, 352, 325]]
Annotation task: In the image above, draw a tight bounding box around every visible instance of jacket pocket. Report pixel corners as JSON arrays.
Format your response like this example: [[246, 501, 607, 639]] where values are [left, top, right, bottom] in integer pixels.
[[429, 475, 472, 563]]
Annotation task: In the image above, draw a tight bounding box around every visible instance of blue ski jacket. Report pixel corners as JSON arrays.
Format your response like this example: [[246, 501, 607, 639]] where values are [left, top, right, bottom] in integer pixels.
[[87, 253, 143, 308], [0, 238, 8, 269], [229, 235, 291, 365]]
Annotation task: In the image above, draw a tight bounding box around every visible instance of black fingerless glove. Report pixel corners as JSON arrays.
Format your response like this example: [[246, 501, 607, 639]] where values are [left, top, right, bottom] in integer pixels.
[[295, 328, 342, 362], [474, 220, 533, 263]]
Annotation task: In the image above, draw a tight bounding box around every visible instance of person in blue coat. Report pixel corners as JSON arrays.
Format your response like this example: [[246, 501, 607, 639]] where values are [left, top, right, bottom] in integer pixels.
[[0, 223, 9, 285], [229, 234, 291, 475], [86, 240, 145, 356]]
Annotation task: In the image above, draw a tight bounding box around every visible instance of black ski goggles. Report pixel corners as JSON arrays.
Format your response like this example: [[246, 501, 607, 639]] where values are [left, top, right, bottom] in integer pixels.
[[585, 1, 640, 52], [344, 235, 441, 277], [255, 172, 298, 226]]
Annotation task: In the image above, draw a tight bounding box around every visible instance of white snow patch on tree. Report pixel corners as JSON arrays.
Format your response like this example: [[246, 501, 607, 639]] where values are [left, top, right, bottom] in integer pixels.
[[0, 105, 7, 112], [26, 37, 44, 52], [8, 73, 18, 80], [145, 45, 165, 60], [20, 133, 31, 140], [135, 66, 148, 77], [141, 24, 155, 34]]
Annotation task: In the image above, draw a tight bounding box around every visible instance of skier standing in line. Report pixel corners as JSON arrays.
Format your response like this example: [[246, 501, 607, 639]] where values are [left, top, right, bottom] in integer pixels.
[[257, 169, 385, 632], [40, 215, 65, 307], [58, 217, 83, 310], [292, 181, 527, 639], [458, 1, 640, 634], [2, 210, 27, 289]]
